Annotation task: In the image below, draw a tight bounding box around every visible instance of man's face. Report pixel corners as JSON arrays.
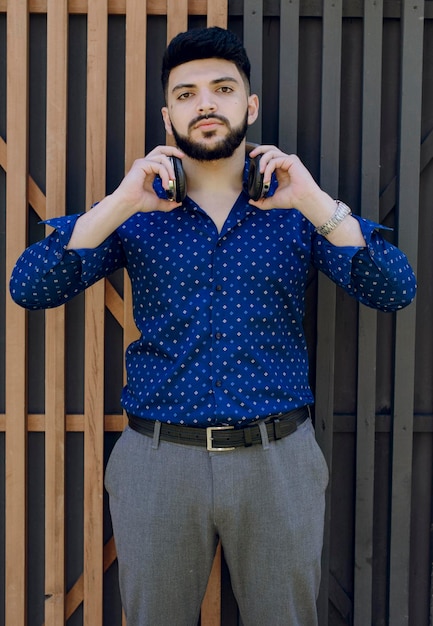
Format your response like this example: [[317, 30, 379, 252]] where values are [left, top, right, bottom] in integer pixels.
[[161, 58, 258, 161]]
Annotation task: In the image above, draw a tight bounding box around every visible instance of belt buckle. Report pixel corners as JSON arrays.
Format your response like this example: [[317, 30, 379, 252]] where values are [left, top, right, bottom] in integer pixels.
[[206, 425, 235, 452]]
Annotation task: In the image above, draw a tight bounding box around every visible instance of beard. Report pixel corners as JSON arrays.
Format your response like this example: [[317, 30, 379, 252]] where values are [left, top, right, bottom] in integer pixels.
[[170, 111, 249, 161]]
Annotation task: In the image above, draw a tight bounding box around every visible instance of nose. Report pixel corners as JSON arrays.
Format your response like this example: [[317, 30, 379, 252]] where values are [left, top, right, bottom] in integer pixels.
[[196, 89, 217, 115]]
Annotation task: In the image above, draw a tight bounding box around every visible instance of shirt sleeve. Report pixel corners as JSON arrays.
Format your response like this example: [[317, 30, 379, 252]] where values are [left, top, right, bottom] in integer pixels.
[[9, 213, 126, 310], [311, 215, 417, 311]]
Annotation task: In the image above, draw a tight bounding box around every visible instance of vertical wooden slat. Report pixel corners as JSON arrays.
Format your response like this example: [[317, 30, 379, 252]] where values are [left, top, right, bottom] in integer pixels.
[[125, 0, 147, 171], [167, 0, 188, 44], [243, 0, 263, 143], [278, 0, 300, 153], [206, 0, 227, 28], [353, 3, 383, 624], [315, 3, 342, 624], [165, 0, 188, 146], [388, 1, 423, 623], [44, 1, 68, 623], [84, 2, 108, 624], [5, 2, 29, 625], [124, 0, 146, 388]]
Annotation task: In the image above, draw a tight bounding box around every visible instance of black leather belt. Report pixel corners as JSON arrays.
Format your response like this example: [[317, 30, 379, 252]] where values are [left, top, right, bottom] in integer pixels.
[[127, 406, 310, 451]]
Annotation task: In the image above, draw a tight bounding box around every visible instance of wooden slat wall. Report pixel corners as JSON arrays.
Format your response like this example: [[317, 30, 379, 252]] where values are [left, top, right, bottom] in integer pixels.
[[1, 2, 431, 625], [2, 2, 231, 624]]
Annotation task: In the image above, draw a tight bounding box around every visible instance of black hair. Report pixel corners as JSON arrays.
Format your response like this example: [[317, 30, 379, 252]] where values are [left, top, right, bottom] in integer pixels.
[[161, 27, 251, 96]]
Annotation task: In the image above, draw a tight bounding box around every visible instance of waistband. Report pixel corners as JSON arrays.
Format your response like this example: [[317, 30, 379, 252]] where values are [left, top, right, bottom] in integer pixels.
[[127, 405, 310, 452]]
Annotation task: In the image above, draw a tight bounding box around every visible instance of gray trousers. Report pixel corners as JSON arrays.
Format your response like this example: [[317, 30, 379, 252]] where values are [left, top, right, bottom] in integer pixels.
[[104, 417, 329, 626]]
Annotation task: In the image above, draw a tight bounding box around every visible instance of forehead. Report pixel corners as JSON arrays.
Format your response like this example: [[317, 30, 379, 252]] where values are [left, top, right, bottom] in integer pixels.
[[167, 58, 245, 93]]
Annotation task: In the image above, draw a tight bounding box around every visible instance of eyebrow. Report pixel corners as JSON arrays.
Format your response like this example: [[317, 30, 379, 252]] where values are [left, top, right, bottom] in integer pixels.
[[171, 76, 240, 94]]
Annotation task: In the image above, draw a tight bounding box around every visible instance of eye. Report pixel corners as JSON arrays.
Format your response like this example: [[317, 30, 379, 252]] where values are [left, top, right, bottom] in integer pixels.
[[217, 85, 234, 94], [177, 91, 193, 100]]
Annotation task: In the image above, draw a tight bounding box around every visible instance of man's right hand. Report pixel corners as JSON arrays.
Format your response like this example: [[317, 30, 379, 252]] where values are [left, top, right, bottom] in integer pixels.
[[111, 146, 185, 214]]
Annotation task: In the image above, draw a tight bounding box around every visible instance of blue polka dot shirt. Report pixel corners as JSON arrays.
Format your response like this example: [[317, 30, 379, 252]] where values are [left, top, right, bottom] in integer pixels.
[[10, 185, 416, 426]]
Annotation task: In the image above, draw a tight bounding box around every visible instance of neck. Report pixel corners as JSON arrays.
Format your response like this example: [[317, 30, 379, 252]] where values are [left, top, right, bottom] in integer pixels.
[[181, 143, 246, 196], [180, 143, 248, 233]]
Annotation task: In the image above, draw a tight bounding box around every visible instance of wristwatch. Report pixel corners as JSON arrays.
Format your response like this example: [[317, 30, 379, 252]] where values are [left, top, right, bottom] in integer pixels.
[[315, 200, 352, 237]]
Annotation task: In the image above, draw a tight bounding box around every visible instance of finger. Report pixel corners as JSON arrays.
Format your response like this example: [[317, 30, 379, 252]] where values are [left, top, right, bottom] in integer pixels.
[[248, 196, 278, 211], [145, 145, 185, 161], [260, 154, 297, 187], [146, 147, 185, 181], [131, 155, 179, 192], [246, 146, 290, 184], [247, 144, 278, 159]]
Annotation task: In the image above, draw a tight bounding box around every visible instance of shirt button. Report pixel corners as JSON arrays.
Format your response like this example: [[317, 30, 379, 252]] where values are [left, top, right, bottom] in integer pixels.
[[215, 380, 223, 387], [215, 284, 222, 291], [215, 332, 222, 340]]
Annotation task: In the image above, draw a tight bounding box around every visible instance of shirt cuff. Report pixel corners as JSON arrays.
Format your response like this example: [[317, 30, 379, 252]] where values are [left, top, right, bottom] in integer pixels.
[[42, 214, 83, 260], [314, 215, 392, 287]]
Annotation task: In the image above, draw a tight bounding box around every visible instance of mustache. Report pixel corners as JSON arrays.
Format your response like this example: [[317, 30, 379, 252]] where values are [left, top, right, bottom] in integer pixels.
[[188, 113, 229, 131]]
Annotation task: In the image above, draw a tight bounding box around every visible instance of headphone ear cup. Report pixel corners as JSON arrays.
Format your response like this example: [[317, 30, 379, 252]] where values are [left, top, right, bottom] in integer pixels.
[[247, 155, 265, 201], [171, 156, 187, 202]]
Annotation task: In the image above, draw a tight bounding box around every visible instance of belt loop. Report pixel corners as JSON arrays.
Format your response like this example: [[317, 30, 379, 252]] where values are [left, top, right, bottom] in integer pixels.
[[151, 420, 162, 450], [273, 418, 282, 440], [243, 427, 253, 447], [258, 421, 270, 451]]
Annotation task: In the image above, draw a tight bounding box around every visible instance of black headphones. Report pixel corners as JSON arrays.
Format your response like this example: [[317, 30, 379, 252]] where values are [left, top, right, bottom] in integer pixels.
[[165, 143, 271, 203]]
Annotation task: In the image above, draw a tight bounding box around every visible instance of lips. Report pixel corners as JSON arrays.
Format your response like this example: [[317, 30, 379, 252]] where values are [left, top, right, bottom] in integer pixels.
[[194, 118, 223, 129]]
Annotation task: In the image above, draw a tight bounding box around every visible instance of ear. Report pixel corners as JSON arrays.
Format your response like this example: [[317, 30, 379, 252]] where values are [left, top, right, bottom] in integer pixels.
[[161, 107, 173, 136], [247, 94, 259, 126]]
